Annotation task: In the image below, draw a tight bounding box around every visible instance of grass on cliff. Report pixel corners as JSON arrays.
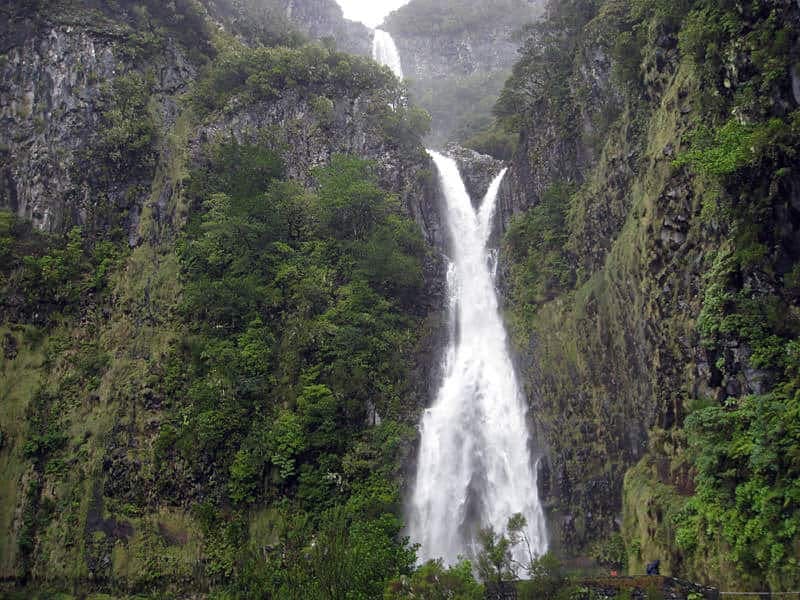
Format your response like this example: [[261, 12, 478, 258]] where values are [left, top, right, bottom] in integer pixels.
[[497, 0, 800, 589], [0, 326, 46, 580]]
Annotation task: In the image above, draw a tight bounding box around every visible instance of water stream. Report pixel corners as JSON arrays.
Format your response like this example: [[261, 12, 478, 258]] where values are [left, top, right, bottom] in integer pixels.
[[372, 32, 547, 568], [406, 152, 547, 565], [372, 29, 404, 79]]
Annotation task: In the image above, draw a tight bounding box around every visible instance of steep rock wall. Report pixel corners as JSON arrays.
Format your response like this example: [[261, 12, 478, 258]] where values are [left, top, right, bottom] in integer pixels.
[[0, 20, 195, 233], [202, 0, 372, 55], [497, 0, 800, 591], [0, 0, 377, 236]]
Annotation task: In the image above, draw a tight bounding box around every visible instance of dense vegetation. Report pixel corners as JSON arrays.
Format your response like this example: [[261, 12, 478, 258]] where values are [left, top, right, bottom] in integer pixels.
[[498, 0, 800, 591], [166, 146, 429, 597], [0, 0, 440, 596]]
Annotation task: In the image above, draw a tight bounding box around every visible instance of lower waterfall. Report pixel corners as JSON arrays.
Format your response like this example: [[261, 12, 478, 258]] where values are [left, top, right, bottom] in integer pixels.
[[370, 26, 547, 568], [407, 151, 548, 566]]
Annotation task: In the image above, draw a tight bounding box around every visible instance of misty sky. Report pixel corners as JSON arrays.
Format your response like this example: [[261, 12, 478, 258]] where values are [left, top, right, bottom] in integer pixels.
[[335, 0, 412, 28]]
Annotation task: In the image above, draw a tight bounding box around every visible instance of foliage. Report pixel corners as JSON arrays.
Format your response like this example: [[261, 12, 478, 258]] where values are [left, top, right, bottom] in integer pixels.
[[668, 47, 800, 587], [92, 72, 158, 181], [678, 376, 800, 583], [0, 0, 435, 595], [590, 533, 627, 570], [677, 0, 794, 121], [0, 211, 123, 322], [496, 0, 800, 585], [503, 183, 575, 341], [494, 0, 599, 134], [674, 117, 792, 177], [308, 508, 416, 599], [476, 526, 516, 585], [518, 553, 565, 600], [385, 559, 483, 599], [489, 513, 567, 598], [164, 142, 430, 593], [123, 0, 216, 62], [463, 121, 517, 161], [191, 44, 395, 116]]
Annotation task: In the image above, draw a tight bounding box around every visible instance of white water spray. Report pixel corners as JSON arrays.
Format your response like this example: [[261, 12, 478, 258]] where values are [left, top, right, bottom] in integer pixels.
[[407, 151, 548, 566], [369, 26, 546, 568], [372, 29, 404, 79]]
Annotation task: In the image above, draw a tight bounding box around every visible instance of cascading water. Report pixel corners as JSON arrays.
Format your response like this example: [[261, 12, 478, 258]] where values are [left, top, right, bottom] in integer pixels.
[[369, 27, 546, 568], [407, 151, 548, 566], [372, 29, 404, 79]]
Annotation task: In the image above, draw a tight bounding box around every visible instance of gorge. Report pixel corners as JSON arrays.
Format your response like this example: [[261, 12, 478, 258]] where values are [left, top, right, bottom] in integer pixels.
[[1, 0, 799, 598]]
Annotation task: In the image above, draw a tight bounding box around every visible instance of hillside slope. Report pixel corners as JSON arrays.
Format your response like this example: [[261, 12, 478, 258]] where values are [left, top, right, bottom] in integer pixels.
[[0, 1, 448, 596], [497, 0, 800, 591]]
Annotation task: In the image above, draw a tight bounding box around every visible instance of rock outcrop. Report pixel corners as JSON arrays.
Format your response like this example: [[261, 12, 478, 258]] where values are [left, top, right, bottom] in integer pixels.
[[0, 0, 375, 236], [202, 0, 372, 56], [0, 18, 195, 233]]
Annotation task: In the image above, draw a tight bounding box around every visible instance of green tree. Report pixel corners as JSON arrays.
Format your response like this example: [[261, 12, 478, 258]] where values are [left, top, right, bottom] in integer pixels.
[[477, 527, 516, 585], [384, 559, 484, 599], [308, 507, 416, 599], [269, 410, 307, 482], [315, 155, 389, 241]]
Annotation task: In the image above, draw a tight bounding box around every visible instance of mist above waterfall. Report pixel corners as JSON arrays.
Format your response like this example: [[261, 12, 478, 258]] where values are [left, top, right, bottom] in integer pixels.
[[335, 0, 412, 27]]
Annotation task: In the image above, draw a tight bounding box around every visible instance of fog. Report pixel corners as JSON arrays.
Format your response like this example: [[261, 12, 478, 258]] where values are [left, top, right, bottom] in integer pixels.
[[334, 0, 411, 27]]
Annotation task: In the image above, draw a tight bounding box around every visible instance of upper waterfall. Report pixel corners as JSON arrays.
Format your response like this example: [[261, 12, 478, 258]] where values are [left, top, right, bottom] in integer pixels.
[[407, 151, 548, 567], [372, 29, 404, 79]]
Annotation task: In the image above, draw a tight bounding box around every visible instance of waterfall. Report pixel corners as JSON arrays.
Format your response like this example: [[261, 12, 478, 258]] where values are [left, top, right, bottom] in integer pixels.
[[407, 151, 548, 567], [372, 29, 404, 79], [368, 20, 547, 572]]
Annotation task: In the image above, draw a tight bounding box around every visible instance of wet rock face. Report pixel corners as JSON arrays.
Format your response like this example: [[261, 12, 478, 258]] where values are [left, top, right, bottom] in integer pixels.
[[200, 0, 372, 56], [443, 143, 509, 250], [0, 0, 368, 236], [0, 25, 195, 234], [1, 26, 115, 231], [445, 143, 504, 208], [387, 27, 521, 83], [281, 0, 372, 56], [494, 0, 800, 566]]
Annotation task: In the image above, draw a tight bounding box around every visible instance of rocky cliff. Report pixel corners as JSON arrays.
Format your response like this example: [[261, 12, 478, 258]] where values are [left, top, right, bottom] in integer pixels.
[[0, 4, 198, 234], [0, 0, 381, 237], [202, 0, 372, 56], [497, 0, 800, 592]]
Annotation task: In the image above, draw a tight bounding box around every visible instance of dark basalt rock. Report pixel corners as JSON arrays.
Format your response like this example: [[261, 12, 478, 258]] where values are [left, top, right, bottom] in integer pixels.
[[445, 143, 505, 208]]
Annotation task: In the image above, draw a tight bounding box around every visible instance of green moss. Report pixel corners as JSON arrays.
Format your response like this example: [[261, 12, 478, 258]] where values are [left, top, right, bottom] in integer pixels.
[[0, 326, 46, 579], [674, 117, 792, 177], [110, 510, 203, 590], [622, 453, 689, 577]]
